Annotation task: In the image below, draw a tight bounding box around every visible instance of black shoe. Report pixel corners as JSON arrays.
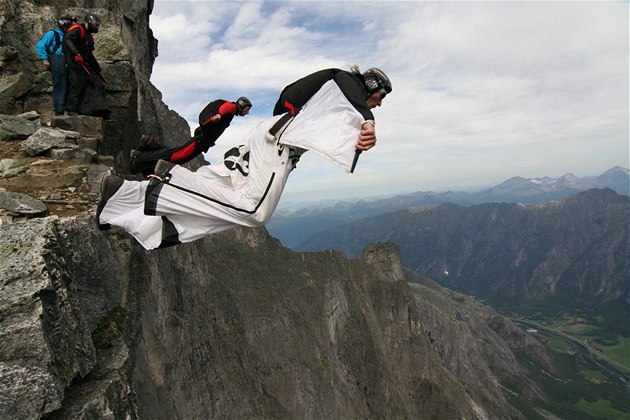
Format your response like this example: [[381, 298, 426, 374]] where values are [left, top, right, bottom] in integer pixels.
[[96, 175, 124, 230], [136, 135, 164, 151], [148, 159, 176, 187], [154, 159, 176, 178], [130, 149, 160, 175], [129, 150, 142, 174]]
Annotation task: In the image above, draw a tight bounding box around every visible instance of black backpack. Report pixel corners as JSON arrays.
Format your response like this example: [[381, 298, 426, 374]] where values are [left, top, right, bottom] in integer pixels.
[[198, 100, 225, 126], [50, 31, 62, 54], [41, 16, 76, 54]]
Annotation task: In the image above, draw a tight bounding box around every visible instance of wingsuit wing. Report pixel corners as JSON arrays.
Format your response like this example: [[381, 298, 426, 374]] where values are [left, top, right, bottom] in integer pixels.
[[277, 80, 364, 173]]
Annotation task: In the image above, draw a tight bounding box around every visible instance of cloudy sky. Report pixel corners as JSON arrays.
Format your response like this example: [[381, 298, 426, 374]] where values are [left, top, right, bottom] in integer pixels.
[[149, 0, 628, 204]]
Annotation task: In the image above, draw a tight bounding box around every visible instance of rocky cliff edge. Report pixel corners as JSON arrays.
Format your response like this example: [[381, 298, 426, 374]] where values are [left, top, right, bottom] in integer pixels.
[[1, 208, 563, 419]]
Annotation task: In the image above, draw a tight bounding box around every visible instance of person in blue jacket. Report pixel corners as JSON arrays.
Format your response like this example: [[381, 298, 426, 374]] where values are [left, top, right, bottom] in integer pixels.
[[35, 16, 76, 116]]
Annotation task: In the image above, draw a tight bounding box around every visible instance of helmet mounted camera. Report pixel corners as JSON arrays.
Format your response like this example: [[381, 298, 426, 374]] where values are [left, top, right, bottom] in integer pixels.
[[57, 15, 77, 32]]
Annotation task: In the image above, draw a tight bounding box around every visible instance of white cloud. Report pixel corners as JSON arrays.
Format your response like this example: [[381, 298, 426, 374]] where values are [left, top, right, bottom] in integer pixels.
[[151, 0, 629, 203]]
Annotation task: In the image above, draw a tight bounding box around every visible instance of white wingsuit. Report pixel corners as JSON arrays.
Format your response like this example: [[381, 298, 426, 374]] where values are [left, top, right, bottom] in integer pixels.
[[98, 81, 365, 250]]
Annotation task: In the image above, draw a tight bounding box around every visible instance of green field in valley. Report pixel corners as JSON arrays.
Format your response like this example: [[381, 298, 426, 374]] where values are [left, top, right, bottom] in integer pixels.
[[575, 399, 630, 419]]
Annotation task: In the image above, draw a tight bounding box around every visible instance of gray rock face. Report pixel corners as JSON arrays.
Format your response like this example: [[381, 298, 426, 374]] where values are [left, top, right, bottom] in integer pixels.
[[0, 215, 568, 419], [122, 232, 474, 419], [407, 272, 556, 405], [0, 159, 27, 178], [0, 216, 518, 419], [0, 217, 98, 417], [21, 127, 73, 156]]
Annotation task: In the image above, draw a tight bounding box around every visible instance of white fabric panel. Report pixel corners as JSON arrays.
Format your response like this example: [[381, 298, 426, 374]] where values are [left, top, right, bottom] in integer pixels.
[[100, 181, 165, 250], [278, 80, 364, 173]]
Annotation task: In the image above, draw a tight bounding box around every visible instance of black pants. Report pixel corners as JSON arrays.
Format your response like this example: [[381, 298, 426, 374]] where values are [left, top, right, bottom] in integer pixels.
[[65, 66, 89, 114]]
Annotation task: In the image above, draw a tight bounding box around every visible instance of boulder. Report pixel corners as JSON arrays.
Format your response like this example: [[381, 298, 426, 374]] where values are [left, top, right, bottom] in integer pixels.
[[0, 159, 28, 179], [0, 114, 37, 141], [0, 190, 47, 215], [21, 127, 73, 156]]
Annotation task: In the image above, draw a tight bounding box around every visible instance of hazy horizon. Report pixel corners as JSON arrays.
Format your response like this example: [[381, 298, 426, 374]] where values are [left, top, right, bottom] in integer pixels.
[[276, 164, 628, 209]]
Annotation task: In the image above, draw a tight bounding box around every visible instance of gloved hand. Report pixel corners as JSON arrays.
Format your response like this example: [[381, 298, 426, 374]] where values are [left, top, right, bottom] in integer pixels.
[[74, 54, 84, 65]]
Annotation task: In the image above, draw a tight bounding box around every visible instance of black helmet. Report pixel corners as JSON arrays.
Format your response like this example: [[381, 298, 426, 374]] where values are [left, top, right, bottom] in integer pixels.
[[57, 15, 77, 32], [236, 96, 252, 113], [362, 68, 392, 97], [85, 13, 101, 33]]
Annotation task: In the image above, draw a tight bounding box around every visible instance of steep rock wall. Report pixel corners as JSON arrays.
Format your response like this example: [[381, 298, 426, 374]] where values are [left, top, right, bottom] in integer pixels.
[[1, 216, 493, 418]]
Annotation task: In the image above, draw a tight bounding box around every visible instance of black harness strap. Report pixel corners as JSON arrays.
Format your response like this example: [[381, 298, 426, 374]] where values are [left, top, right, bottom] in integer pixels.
[[147, 173, 277, 215]]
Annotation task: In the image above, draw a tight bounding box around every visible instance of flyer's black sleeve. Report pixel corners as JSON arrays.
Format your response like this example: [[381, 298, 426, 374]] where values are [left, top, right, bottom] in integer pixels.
[[333, 72, 374, 121]]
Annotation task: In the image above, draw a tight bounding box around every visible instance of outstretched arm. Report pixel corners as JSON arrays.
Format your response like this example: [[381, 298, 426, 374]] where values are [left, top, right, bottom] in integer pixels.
[[202, 101, 237, 124]]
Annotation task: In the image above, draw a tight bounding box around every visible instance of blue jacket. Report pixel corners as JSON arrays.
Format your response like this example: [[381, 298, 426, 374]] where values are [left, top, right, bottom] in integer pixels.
[[35, 27, 64, 60]]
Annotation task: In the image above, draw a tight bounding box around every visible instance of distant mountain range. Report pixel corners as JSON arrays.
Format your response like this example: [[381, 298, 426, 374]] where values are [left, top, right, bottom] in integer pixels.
[[295, 188, 629, 320], [475, 166, 629, 203], [268, 166, 629, 247]]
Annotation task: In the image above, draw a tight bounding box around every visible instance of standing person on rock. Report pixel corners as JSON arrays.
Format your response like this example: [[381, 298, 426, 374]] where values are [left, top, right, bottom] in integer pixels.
[[63, 13, 110, 118], [35, 16, 76, 116]]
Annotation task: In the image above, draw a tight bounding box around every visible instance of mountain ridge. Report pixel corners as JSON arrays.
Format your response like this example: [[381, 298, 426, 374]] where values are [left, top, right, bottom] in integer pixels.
[[296, 188, 629, 309], [268, 166, 629, 247]]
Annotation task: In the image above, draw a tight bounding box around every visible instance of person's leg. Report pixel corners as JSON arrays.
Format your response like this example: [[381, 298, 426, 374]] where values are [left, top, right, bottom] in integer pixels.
[[49, 55, 67, 115], [130, 134, 205, 175], [96, 175, 124, 230], [144, 131, 293, 227], [130, 147, 175, 175], [96, 172, 236, 249], [97, 177, 167, 250], [136, 135, 165, 151], [114, 115, 294, 249], [168, 134, 207, 165], [65, 67, 87, 114]]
